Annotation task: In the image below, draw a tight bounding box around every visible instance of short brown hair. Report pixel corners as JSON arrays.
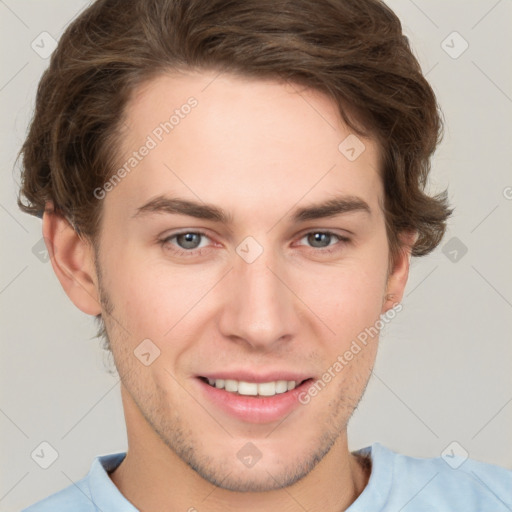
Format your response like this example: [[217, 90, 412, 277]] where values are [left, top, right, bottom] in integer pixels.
[[17, 0, 452, 348]]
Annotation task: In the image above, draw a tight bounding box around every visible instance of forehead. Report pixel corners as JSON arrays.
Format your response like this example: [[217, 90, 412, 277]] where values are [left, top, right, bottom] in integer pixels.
[[107, 71, 383, 226]]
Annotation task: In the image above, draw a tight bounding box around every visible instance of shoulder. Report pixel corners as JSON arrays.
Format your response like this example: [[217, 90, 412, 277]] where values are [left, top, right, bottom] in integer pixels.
[[21, 452, 127, 512], [21, 477, 93, 512], [392, 445, 512, 508], [351, 443, 512, 511]]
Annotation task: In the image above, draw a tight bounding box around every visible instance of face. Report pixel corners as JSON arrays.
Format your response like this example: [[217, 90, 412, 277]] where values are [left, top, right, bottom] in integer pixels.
[[91, 71, 396, 491]]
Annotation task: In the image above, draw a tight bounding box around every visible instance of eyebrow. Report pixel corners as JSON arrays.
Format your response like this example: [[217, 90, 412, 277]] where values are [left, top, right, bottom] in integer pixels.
[[132, 194, 371, 224]]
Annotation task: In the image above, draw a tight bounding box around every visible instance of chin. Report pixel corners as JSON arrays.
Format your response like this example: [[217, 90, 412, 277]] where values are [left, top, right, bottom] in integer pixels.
[[184, 431, 338, 493], [192, 462, 307, 492]]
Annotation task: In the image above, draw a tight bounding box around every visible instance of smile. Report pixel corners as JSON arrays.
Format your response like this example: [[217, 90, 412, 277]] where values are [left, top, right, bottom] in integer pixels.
[[196, 375, 315, 423], [200, 377, 308, 397]]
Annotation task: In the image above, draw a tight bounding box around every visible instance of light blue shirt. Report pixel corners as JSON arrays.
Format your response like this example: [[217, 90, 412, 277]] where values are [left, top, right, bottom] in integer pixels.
[[22, 442, 512, 511]]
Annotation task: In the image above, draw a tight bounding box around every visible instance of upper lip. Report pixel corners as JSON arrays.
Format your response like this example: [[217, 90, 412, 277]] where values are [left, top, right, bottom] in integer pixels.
[[198, 371, 313, 383]]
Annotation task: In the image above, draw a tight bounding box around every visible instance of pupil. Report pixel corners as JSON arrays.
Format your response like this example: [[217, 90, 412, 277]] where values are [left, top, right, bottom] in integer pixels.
[[179, 233, 200, 249], [309, 232, 330, 247]]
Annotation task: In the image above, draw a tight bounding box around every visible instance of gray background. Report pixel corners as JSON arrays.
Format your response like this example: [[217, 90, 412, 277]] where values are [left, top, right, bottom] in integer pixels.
[[1, 0, 511, 510]]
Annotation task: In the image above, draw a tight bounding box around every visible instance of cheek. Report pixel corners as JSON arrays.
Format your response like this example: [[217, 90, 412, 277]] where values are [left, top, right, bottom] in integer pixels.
[[292, 257, 388, 342], [302, 263, 386, 399], [100, 250, 163, 337], [107, 253, 217, 342]]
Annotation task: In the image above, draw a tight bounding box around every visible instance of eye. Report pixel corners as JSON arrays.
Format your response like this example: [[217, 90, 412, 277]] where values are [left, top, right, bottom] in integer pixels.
[[160, 231, 211, 256], [301, 231, 339, 248], [159, 229, 350, 258], [173, 232, 207, 250], [297, 231, 350, 253]]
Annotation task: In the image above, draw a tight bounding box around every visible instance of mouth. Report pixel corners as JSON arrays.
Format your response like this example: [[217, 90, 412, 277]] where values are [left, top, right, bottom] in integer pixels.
[[195, 375, 315, 423], [198, 376, 312, 397]]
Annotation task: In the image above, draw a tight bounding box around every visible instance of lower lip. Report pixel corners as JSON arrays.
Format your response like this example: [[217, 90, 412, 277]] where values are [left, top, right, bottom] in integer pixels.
[[196, 378, 314, 424]]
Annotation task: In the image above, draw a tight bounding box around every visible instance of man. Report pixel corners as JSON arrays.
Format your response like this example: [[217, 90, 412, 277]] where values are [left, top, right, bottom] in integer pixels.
[[17, 0, 511, 510]]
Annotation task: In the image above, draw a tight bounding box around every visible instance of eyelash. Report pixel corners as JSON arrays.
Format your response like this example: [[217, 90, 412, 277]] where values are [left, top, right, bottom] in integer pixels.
[[159, 230, 350, 258]]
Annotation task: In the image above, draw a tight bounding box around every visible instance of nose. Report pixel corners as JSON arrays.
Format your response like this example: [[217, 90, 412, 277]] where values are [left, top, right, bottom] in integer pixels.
[[217, 244, 300, 350]]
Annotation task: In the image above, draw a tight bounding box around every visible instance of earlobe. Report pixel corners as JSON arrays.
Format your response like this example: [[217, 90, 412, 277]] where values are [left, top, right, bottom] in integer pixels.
[[381, 230, 418, 314], [42, 206, 102, 316]]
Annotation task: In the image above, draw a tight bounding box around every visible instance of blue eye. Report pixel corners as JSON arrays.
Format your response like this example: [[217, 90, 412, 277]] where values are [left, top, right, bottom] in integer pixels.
[[173, 232, 205, 250], [159, 230, 350, 258], [160, 231, 211, 256], [300, 231, 344, 249]]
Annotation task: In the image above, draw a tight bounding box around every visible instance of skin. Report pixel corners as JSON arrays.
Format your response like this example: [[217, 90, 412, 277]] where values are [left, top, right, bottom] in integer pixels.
[[43, 71, 415, 511]]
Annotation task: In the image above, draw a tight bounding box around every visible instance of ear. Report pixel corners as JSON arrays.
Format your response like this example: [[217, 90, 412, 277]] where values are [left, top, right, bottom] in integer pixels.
[[42, 205, 102, 316], [381, 230, 418, 314]]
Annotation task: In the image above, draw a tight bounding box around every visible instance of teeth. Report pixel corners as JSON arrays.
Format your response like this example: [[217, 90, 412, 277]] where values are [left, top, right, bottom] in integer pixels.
[[275, 380, 288, 393], [225, 379, 238, 392], [258, 381, 277, 396], [207, 378, 299, 396], [238, 381, 258, 395]]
